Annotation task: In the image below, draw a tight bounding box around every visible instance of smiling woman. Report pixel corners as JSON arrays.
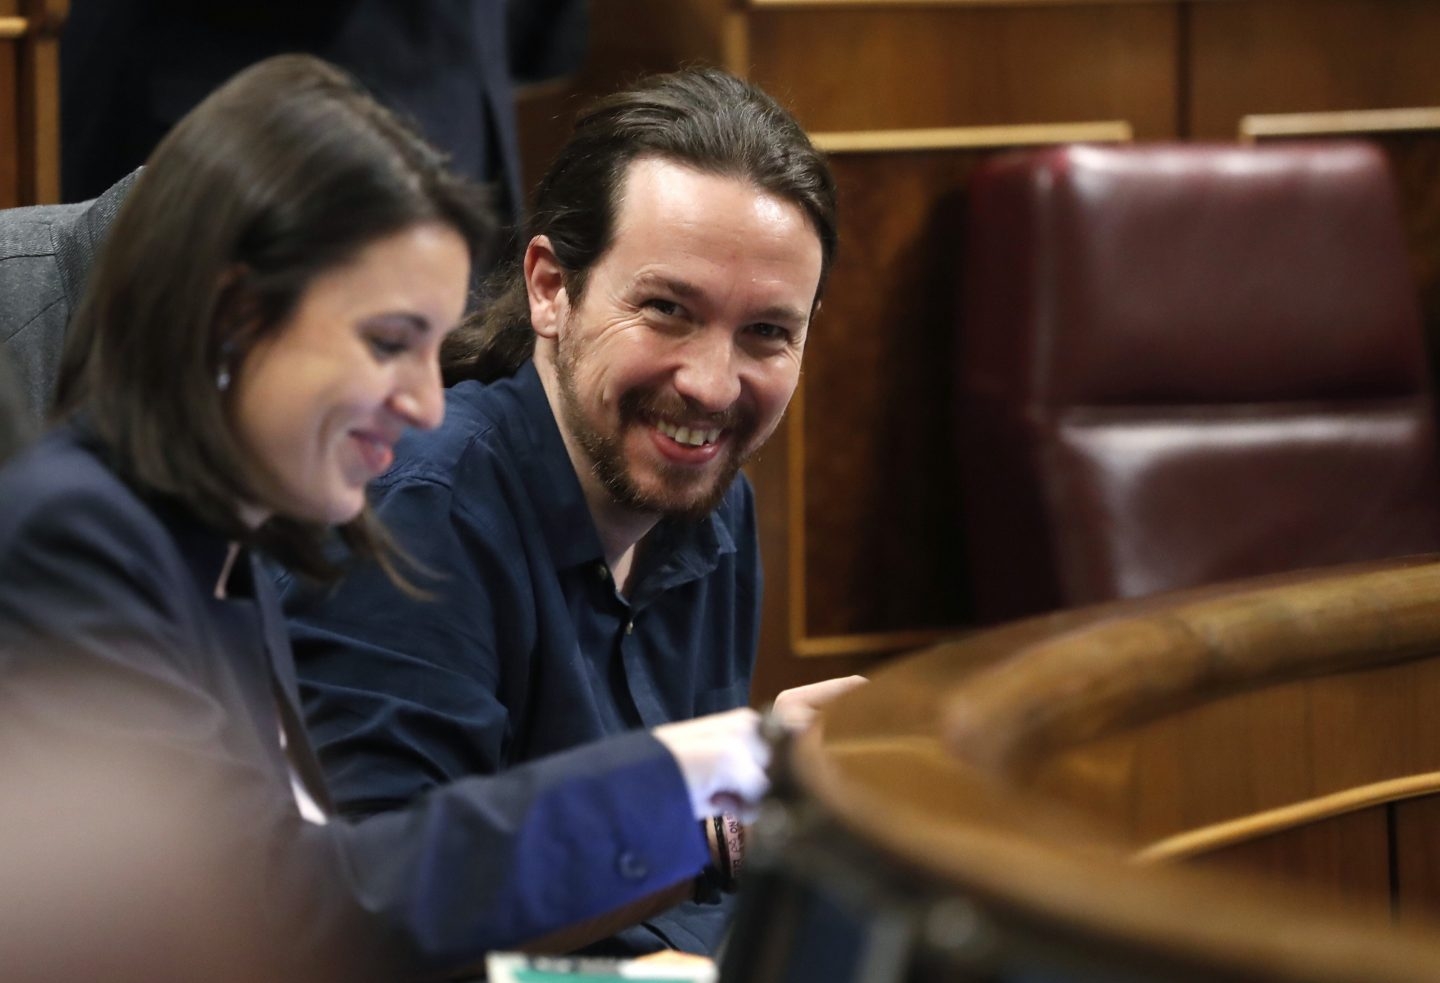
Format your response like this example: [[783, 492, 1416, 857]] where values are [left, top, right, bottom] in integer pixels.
[[232, 222, 470, 526], [0, 54, 781, 981], [53, 51, 494, 587]]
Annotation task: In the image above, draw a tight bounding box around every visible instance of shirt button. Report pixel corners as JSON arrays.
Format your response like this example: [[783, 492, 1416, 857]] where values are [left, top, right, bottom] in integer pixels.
[[596, 564, 609, 581], [624, 619, 635, 635], [617, 850, 648, 881]]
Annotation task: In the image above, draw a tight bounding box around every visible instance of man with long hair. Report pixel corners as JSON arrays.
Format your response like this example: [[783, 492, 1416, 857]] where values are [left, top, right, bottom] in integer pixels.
[[285, 67, 861, 956]]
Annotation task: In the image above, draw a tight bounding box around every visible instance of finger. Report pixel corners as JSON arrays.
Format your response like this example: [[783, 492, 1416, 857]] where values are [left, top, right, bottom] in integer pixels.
[[783, 675, 868, 705]]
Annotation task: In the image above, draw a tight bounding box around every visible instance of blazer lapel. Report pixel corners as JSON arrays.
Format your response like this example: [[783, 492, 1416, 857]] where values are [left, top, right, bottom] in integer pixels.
[[250, 554, 336, 816]]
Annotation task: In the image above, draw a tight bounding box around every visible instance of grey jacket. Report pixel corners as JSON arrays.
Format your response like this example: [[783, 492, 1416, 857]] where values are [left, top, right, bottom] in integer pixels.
[[0, 170, 137, 432]]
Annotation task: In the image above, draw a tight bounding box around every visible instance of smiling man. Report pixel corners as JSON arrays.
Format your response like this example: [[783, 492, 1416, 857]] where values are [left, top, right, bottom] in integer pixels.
[[533, 153, 819, 580], [282, 68, 845, 956]]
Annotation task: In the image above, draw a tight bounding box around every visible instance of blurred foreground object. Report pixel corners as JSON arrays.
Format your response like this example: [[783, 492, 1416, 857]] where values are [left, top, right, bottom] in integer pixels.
[[0, 669, 350, 983]]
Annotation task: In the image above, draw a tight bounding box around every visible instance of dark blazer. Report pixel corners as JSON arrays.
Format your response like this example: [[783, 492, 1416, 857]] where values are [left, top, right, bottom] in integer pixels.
[[61, 1, 523, 215], [0, 426, 706, 978]]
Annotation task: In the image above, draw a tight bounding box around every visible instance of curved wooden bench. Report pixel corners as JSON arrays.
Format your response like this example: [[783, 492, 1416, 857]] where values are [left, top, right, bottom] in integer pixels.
[[723, 557, 1440, 982]]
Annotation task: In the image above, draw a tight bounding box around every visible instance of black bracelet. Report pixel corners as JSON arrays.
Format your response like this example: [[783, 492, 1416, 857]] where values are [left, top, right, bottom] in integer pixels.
[[693, 819, 724, 904], [712, 815, 731, 880]]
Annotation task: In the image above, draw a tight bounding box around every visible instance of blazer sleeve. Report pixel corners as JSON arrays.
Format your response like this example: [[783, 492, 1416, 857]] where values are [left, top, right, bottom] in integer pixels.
[[0, 478, 706, 978]]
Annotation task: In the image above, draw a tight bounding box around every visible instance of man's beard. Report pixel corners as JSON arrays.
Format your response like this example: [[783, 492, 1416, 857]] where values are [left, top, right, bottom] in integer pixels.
[[554, 334, 757, 521]]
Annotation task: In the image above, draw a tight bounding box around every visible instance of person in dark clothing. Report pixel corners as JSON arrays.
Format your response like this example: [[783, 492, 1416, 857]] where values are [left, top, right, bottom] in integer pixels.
[[60, 0, 530, 219], [283, 67, 865, 957]]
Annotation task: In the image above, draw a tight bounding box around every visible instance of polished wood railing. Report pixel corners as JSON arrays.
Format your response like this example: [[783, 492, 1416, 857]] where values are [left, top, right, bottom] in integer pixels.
[[725, 557, 1440, 981]]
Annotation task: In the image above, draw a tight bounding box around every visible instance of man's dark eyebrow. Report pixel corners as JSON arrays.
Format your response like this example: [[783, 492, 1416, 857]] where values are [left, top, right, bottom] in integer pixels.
[[750, 303, 810, 327], [633, 271, 704, 300], [633, 272, 808, 326]]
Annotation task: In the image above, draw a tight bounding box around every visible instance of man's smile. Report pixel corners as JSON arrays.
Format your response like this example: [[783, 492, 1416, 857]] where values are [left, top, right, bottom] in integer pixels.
[[655, 419, 723, 447]]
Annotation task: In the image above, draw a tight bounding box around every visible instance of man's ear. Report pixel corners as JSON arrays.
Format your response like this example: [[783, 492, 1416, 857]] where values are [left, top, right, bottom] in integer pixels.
[[524, 235, 567, 341]]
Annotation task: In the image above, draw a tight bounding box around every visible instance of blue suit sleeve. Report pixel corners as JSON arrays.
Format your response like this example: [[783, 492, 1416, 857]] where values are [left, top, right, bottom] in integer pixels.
[[0, 475, 707, 976]]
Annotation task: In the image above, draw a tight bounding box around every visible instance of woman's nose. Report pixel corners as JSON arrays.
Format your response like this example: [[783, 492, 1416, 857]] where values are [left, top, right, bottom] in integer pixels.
[[389, 359, 445, 430]]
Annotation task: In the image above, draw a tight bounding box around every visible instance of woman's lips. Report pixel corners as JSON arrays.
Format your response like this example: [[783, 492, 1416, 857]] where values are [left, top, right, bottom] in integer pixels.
[[351, 431, 395, 475]]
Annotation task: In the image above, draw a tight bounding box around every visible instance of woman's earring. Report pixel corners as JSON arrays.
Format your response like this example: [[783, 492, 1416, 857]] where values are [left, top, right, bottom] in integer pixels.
[[216, 341, 235, 392]]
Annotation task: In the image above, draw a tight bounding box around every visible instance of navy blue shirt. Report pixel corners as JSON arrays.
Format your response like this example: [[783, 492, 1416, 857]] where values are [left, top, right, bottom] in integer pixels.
[[284, 360, 761, 955]]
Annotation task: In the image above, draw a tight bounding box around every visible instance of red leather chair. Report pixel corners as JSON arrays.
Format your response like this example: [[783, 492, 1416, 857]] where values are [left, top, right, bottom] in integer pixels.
[[957, 142, 1440, 624]]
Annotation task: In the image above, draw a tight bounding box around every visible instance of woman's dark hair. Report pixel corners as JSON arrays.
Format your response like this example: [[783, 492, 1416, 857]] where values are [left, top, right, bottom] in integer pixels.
[[0, 347, 32, 467], [55, 54, 496, 583], [441, 66, 837, 385]]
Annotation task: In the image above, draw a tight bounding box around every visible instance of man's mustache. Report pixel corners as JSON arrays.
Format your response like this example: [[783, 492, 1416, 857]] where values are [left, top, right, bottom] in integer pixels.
[[618, 388, 751, 433]]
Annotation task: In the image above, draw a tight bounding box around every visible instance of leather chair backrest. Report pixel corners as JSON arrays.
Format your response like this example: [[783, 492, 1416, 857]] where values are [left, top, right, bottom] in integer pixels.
[[958, 142, 1440, 623]]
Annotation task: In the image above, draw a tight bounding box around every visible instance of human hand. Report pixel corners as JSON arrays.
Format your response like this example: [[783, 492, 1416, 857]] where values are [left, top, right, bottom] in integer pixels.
[[652, 707, 769, 822], [770, 675, 868, 732]]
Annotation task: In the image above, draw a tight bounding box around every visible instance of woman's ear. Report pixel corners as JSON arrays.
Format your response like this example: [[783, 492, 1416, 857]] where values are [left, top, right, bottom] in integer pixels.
[[524, 236, 567, 341], [211, 264, 259, 370]]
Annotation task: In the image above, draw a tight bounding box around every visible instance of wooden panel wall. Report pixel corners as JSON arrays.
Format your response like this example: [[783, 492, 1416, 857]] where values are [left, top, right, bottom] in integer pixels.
[[1188, 1, 1440, 140], [516, 0, 1440, 702], [0, 0, 24, 208], [1021, 653, 1440, 921], [1197, 809, 1393, 915], [0, 0, 64, 207], [744, 4, 1177, 136], [799, 148, 976, 641], [1394, 794, 1440, 924]]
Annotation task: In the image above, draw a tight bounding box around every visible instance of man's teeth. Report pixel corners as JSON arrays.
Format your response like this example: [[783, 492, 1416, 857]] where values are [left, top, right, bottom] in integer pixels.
[[657, 420, 722, 447]]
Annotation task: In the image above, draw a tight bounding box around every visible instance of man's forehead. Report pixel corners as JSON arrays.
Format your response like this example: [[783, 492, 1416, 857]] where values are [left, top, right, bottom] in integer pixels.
[[612, 156, 812, 242], [609, 156, 820, 274], [612, 156, 721, 224]]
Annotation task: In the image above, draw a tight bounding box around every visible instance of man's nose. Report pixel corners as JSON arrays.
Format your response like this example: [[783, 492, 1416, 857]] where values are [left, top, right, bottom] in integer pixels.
[[672, 331, 742, 413], [388, 358, 446, 431]]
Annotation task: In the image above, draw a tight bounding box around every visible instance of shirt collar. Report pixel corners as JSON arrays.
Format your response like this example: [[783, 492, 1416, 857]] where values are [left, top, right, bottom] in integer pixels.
[[504, 360, 739, 589]]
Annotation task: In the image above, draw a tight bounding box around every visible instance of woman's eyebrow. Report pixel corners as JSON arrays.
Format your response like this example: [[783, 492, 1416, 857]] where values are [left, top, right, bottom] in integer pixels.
[[362, 312, 431, 333]]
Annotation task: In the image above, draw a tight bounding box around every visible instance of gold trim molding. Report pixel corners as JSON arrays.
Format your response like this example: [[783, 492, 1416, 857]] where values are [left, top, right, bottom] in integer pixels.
[[1242, 107, 1440, 142], [1135, 771, 1440, 864]]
